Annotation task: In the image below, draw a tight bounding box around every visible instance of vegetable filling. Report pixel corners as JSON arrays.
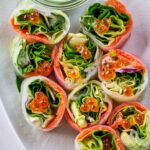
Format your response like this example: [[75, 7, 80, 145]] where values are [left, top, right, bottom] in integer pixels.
[[112, 106, 146, 138], [68, 81, 108, 128], [60, 33, 98, 86], [79, 130, 117, 150], [17, 40, 53, 76], [100, 50, 145, 97], [80, 3, 130, 45], [26, 80, 60, 128]]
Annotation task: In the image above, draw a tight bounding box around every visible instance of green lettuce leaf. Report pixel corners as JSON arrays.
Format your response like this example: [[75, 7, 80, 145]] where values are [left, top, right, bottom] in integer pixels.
[[62, 40, 96, 76], [80, 3, 130, 45], [70, 81, 105, 126], [15, 9, 49, 34], [87, 3, 129, 21], [114, 72, 143, 95], [17, 41, 52, 75], [26, 79, 60, 120], [15, 9, 66, 39]]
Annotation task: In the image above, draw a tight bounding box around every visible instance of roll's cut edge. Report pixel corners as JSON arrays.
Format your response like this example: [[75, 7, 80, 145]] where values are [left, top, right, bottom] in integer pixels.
[[98, 49, 149, 102], [107, 101, 150, 150], [107, 101, 148, 125], [9, 4, 70, 45], [54, 35, 102, 91], [80, 0, 133, 51], [11, 36, 57, 78], [65, 81, 113, 131], [21, 76, 67, 131]]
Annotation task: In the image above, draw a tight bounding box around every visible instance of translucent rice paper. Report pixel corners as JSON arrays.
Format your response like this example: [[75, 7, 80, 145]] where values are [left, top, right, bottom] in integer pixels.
[[0, 0, 150, 150]]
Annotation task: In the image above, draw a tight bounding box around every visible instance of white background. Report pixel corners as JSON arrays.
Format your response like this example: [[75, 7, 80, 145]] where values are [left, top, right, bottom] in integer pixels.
[[0, 101, 25, 150]]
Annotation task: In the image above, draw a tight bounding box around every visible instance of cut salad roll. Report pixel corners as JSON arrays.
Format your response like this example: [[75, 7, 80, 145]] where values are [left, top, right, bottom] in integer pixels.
[[10, 2, 70, 44], [11, 36, 56, 78], [65, 80, 112, 131], [75, 125, 124, 150], [80, 0, 133, 51], [107, 101, 150, 150], [98, 49, 148, 102], [21, 76, 67, 131], [54, 33, 102, 91]]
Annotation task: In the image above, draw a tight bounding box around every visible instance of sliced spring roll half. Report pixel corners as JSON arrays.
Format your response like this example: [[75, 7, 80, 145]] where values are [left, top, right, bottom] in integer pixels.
[[9, 2, 70, 44], [65, 80, 112, 131], [98, 49, 148, 102], [75, 125, 124, 150], [80, 0, 133, 51], [54, 33, 102, 91], [107, 101, 150, 150], [21, 76, 67, 131], [11, 36, 57, 78]]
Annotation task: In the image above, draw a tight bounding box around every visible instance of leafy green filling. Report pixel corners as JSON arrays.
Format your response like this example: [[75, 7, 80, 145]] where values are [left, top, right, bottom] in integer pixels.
[[48, 13, 65, 34], [15, 9, 65, 37], [114, 72, 143, 94], [80, 3, 130, 45], [87, 3, 129, 21], [79, 130, 117, 150], [26, 80, 60, 121], [70, 82, 105, 124], [17, 41, 52, 75], [62, 40, 96, 77]]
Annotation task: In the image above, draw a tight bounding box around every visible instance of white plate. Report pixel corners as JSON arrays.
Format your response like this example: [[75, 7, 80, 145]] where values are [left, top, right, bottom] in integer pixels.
[[0, 0, 150, 150], [32, 0, 89, 11]]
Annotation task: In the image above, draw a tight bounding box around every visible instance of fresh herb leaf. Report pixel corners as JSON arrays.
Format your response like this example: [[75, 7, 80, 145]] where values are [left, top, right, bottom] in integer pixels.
[[16, 75, 23, 92]]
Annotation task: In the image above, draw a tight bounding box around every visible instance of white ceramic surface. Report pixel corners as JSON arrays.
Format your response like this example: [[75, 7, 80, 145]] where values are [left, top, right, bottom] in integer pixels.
[[0, 0, 150, 150], [0, 100, 25, 150]]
